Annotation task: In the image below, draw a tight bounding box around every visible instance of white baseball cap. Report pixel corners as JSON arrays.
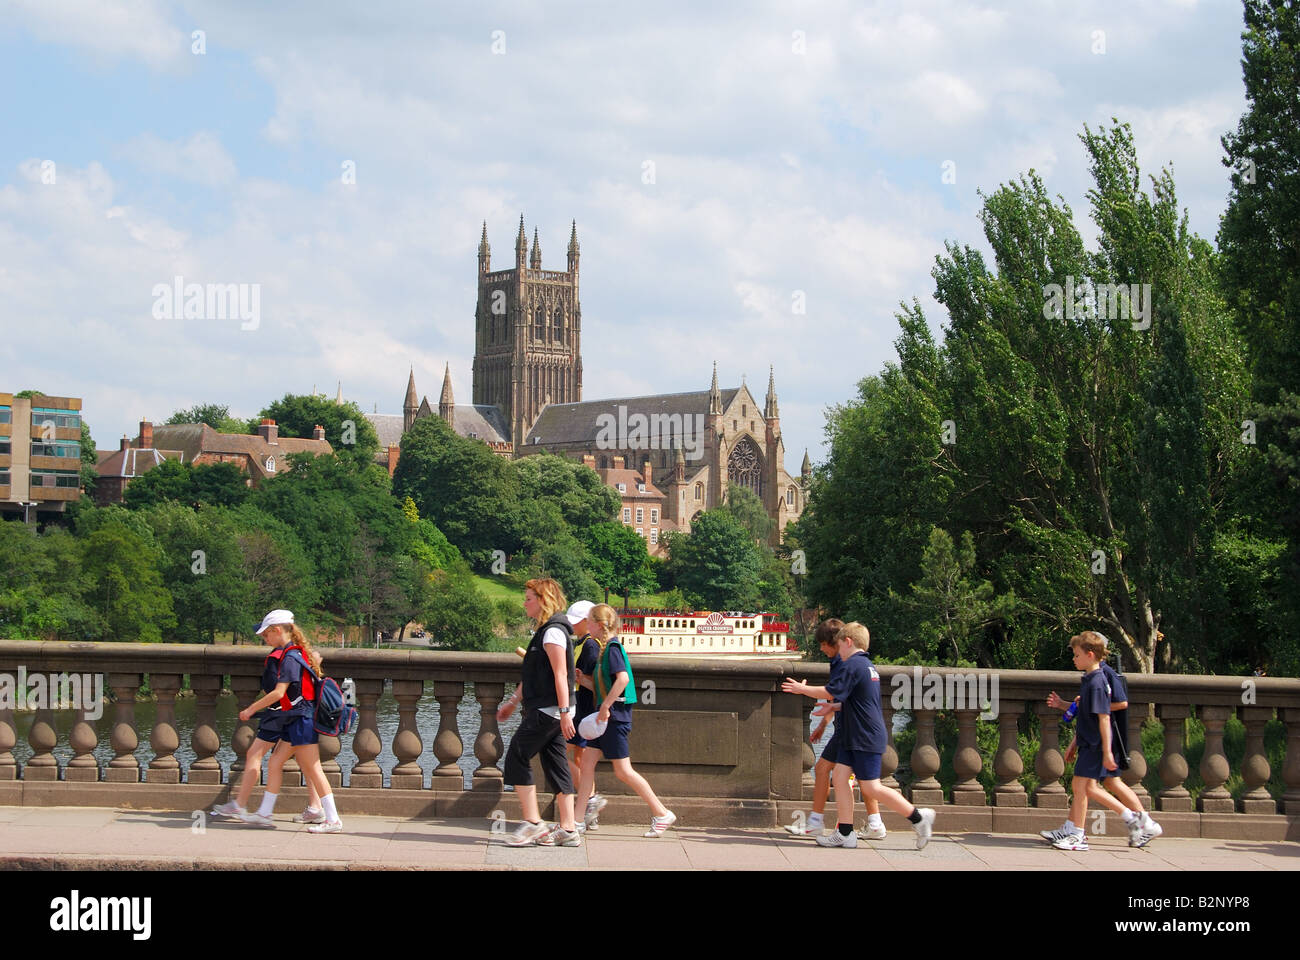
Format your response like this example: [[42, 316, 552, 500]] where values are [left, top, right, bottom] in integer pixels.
[[578, 712, 607, 741], [255, 609, 295, 634], [565, 600, 595, 626]]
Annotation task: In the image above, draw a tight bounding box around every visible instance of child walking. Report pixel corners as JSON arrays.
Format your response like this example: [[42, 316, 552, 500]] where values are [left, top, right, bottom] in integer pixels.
[[211, 610, 341, 832], [785, 618, 885, 840], [783, 622, 935, 850], [574, 604, 676, 837]]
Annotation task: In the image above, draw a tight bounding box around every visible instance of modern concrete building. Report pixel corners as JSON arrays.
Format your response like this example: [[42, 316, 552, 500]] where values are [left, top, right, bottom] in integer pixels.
[[0, 392, 84, 521]]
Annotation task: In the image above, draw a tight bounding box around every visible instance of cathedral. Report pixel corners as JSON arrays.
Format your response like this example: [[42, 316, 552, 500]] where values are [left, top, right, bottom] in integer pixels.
[[368, 217, 810, 555]]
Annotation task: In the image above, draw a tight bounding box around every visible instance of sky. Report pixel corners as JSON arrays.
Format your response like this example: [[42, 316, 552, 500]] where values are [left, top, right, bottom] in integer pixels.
[[0, 0, 1251, 469]]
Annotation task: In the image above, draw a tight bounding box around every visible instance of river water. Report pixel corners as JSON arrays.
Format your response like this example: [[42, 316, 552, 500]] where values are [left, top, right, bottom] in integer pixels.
[[8, 683, 524, 790]]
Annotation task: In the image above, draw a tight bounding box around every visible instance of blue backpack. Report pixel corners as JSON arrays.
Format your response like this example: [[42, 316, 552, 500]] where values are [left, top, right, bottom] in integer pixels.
[[300, 661, 358, 737]]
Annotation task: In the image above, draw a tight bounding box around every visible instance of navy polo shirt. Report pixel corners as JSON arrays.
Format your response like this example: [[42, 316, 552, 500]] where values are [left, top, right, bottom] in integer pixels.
[[261, 647, 313, 718], [1075, 668, 1111, 749], [824, 651, 886, 754], [574, 635, 599, 719]]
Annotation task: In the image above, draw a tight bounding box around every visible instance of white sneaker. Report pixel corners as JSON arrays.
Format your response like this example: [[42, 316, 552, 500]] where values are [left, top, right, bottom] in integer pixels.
[[1133, 819, 1163, 848], [1052, 832, 1089, 851], [584, 795, 607, 831], [210, 800, 245, 818], [815, 829, 858, 848], [505, 820, 549, 846], [857, 822, 887, 841], [307, 819, 343, 834], [294, 807, 326, 824], [913, 808, 935, 850], [539, 827, 582, 847], [236, 810, 275, 828], [645, 810, 677, 837], [1040, 824, 1072, 843], [1124, 814, 1143, 846]]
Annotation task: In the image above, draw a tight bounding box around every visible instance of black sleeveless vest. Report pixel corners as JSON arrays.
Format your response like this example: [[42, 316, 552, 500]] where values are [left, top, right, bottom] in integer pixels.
[[521, 612, 575, 710]]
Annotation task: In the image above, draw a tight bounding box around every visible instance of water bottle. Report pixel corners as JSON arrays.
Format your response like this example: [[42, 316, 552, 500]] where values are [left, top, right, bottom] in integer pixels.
[[1062, 699, 1078, 723]]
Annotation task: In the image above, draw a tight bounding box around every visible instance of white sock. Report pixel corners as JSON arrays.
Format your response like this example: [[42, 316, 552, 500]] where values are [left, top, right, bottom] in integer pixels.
[[305, 804, 322, 814], [1142, 811, 1156, 828], [257, 792, 277, 817], [321, 794, 339, 823], [867, 813, 884, 827], [1122, 809, 1139, 823], [1064, 819, 1081, 835], [808, 811, 824, 825]]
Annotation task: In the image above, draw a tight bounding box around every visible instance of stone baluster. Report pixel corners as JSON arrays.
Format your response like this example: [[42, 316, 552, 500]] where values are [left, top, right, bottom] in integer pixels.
[[105, 673, 142, 783], [0, 701, 16, 781], [1238, 706, 1276, 814], [25, 705, 59, 781], [908, 708, 943, 805], [281, 748, 303, 788], [319, 734, 343, 789], [228, 675, 261, 783], [1032, 702, 1067, 808], [66, 698, 101, 783], [1156, 704, 1193, 812], [472, 681, 506, 788], [993, 699, 1026, 806], [880, 698, 900, 792], [147, 674, 182, 784], [1121, 701, 1151, 808], [952, 709, 985, 805], [188, 676, 222, 785], [1196, 705, 1234, 813], [1282, 707, 1300, 816], [348, 679, 385, 789], [391, 680, 426, 789], [431, 680, 465, 790]]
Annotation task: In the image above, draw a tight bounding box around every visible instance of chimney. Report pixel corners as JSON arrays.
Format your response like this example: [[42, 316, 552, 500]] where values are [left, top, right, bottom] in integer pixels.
[[387, 444, 400, 476], [582, 454, 596, 470], [119, 436, 130, 452], [312, 424, 326, 441], [613, 455, 625, 470], [257, 418, 278, 444], [642, 459, 652, 486], [139, 420, 153, 449]]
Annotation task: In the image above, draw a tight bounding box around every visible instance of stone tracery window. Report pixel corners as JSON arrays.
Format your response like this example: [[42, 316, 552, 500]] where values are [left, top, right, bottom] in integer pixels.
[[727, 436, 763, 498]]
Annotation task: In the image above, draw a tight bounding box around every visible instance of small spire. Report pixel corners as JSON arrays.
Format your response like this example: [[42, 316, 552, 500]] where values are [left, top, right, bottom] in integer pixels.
[[801, 448, 812, 475], [764, 364, 779, 419], [709, 361, 722, 415], [530, 227, 541, 269], [478, 221, 490, 268], [568, 220, 579, 254], [404, 366, 418, 411], [516, 214, 527, 256], [440, 362, 455, 408], [336, 380, 342, 404]]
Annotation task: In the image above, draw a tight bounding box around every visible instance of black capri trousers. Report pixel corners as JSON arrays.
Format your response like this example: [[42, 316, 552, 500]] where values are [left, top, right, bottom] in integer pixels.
[[503, 708, 575, 794]]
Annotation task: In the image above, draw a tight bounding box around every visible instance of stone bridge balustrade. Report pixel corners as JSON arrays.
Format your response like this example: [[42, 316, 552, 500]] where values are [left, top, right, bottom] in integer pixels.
[[0, 641, 1294, 840]]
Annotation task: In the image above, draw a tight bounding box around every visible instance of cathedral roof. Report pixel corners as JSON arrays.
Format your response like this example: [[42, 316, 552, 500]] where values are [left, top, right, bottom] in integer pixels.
[[367, 413, 406, 450], [526, 389, 740, 446], [451, 405, 511, 445]]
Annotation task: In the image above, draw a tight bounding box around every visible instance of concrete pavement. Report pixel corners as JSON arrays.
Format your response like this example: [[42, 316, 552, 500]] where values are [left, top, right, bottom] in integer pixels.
[[0, 806, 1297, 870]]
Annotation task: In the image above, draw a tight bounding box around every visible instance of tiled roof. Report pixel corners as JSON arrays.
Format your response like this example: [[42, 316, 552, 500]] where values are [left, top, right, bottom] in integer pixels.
[[599, 468, 664, 500], [526, 389, 739, 446], [94, 446, 184, 479], [367, 413, 406, 450], [452, 405, 510, 445], [149, 424, 332, 482]]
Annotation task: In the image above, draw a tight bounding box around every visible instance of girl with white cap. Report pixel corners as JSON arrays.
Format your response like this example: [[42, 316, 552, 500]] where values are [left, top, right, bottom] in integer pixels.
[[211, 609, 342, 833]]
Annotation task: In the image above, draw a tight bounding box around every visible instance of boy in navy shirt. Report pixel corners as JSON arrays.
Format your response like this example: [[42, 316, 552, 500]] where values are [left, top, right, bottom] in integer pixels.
[[783, 622, 935, 849], [1043, 632, 1162, 847], [784, 619, 886, 840], [1050, 631, 1119, 850]]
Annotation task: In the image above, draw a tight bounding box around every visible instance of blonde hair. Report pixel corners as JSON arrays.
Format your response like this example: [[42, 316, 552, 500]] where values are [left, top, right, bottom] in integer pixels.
[[588, 604, 621, 644], [1070, 631, 1107, 659], [525, 578, 567, 628], [835, 622, 871, 652], [273, 622, 322, 674]]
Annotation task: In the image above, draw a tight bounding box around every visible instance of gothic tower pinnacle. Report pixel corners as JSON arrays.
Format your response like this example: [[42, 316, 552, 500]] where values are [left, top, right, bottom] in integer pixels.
[[478, 222, 490, 273], [439, 362, 455, 423], [530, 228, 542, 270]]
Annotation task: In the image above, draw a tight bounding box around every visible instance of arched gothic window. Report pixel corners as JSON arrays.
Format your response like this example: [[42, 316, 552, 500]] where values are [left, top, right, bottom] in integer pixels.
[[728, 436, 763, 499], [534, 306, 545, 341], [554, 307, 564, 342]]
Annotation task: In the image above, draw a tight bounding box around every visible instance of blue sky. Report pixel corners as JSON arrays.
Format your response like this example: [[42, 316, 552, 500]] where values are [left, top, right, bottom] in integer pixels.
[[0, 0, 1250, 469]]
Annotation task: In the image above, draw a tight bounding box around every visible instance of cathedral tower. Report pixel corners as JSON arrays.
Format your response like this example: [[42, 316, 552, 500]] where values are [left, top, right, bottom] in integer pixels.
[[472, 216, 582, 449]]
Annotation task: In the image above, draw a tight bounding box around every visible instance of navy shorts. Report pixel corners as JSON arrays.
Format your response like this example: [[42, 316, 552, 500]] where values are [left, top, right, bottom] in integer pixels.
[[839, 749, 883, 781], [589, 719, 632, 761], [257, 712, 317, 746], [819, 731, 841, 766], [1073, 744, 1118, 781]]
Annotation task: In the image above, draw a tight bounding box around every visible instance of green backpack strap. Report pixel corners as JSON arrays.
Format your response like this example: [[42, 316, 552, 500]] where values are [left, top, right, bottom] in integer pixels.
[[598, 638, 637, 706]]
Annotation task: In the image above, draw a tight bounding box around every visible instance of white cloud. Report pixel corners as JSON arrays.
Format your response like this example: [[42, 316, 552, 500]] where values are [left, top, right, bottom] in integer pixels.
[[117, 131, 238, 186], [4, 0, 187, 70]]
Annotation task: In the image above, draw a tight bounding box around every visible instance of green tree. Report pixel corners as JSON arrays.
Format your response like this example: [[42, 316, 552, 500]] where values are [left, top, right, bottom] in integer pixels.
[[580, 521, 654, 605], [79, 421, 97, 493], [0, 523, 98, 640], [392, 416, 521, 565], [422, 568, 497, 650], [513, 454, 620, 530], [230, 504, 321, 630], [665, 510, 763, 610], [166, 403, 250, 434], [722, 483, 771, 544], [260, 394, 379, 468], [80, 522, 176, 642]]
